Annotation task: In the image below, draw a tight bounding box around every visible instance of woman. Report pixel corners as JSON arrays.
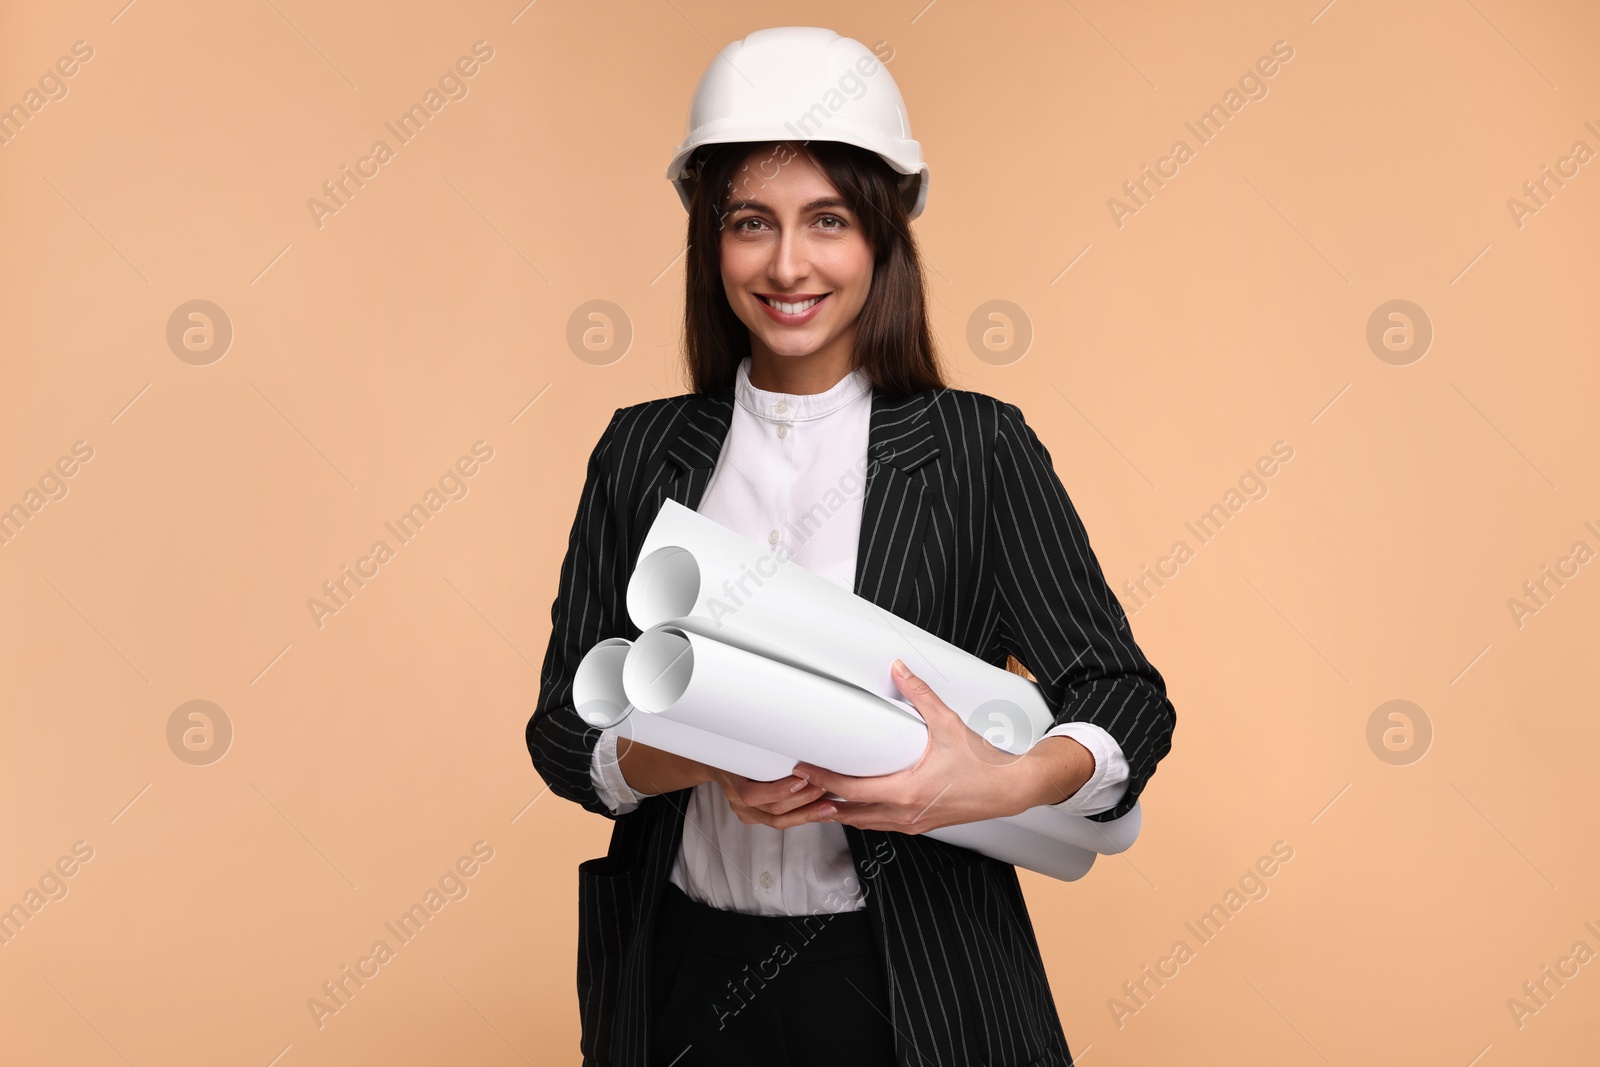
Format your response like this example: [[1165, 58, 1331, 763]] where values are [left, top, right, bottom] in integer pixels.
[[527, 27, 1176, 1067]]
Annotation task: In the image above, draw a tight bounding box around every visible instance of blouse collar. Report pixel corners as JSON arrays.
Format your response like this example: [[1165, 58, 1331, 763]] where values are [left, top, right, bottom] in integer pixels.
[[733, 355, 872, 423]]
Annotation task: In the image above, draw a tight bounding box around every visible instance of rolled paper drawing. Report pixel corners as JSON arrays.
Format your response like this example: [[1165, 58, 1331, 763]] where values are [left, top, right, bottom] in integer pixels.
[[573, 638, 795, 782], [621, 624, 928, 778], [627, 499, 1056, 751], [926, 819, 1097, 882], [575, 633, 1104, 880], [564, 500, 1149, 880], [1003, 794, 1141, 855]]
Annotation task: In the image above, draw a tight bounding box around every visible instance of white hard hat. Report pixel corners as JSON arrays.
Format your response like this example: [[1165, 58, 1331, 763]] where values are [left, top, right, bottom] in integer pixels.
[[665, 27, 930, 220]]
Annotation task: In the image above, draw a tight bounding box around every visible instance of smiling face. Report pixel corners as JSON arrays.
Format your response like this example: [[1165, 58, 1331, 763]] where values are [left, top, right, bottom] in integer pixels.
[[717, 142, 876, 391]]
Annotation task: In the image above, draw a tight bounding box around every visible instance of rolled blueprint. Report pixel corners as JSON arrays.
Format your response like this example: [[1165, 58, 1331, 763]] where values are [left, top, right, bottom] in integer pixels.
[[568, 500, 1149, 881], [625, 500, 1140, 847], [623, 622, 1136, 856], [573, 638, 635, 729], [573, 638, 796, 782], [1004, 797, 1140, 855], [621, 624, 929, 778], [574, 632, 1104, 881], [928, 820, 1097, 882], [627, 499, 1055, 752]]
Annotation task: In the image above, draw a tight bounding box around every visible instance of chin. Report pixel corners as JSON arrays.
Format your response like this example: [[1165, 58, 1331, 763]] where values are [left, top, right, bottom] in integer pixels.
[[760, 333, 830, 358]]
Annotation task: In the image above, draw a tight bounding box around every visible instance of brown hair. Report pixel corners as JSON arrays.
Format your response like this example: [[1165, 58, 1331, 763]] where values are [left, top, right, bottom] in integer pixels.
[[678, 139, 947, 398]]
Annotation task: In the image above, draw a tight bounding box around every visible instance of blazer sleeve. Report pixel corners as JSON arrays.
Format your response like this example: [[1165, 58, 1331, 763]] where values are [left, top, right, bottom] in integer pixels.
[[526, 407, 631, 820], [985, 400, 1176, 823]]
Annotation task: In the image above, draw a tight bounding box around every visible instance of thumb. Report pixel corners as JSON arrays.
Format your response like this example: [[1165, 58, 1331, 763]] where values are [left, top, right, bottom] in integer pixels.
[[891, 658, 923, 697], [892, 659, 956, 724]]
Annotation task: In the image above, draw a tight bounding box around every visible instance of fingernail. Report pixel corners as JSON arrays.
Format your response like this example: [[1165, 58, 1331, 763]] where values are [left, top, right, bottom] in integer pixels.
[[817, 804, 837, 818], [891, 658, 908, 677], [789, 779, 808, 793]]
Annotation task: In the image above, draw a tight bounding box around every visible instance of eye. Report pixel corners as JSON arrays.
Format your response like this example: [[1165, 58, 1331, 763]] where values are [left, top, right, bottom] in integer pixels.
[[731, 216, 767, 233], [817, 214, 847, 230]]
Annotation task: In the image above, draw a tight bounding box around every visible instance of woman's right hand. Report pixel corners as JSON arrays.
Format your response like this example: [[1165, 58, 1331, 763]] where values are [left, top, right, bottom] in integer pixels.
[[707, 767, 839, 830]]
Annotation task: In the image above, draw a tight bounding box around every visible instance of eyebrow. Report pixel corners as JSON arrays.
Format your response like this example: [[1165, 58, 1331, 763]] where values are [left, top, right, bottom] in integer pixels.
[[722, 196, 851, 214]]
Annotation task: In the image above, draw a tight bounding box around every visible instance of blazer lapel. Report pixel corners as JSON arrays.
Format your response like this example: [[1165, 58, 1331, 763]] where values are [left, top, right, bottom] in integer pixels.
[[852, 390, 940, 619], [623, 391, 727, 578], [644, 382, 941, 622]]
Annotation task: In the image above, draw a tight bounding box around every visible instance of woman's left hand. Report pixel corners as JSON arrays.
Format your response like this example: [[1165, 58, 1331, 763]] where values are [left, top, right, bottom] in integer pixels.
[[792, 659, 1093, 834]]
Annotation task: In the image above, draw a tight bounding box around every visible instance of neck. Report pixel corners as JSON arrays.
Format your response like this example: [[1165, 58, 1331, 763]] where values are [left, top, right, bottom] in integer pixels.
[[747, 340, 857, 395]]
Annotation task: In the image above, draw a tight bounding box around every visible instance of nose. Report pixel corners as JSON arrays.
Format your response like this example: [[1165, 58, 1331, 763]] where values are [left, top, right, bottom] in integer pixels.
[[768, 225, 810, 289]]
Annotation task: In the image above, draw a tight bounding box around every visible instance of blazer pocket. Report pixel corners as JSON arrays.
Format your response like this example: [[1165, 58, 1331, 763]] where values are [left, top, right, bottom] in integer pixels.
[[576, 854, 645, 1065], [935, 858, 1050, 1066]]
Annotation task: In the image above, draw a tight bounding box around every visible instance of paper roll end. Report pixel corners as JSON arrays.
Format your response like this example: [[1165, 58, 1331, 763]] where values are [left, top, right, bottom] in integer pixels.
[[577, 698, 631, 729], [628, 545, 701, 631]]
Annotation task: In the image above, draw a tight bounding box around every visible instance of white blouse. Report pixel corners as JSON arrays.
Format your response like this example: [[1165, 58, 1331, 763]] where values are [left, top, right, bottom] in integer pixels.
[[590, 355, 1129, 916]]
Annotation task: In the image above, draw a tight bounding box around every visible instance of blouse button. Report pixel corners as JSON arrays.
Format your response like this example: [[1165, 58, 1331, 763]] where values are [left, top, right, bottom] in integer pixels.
[[768, 529, 779, 545], [759, 871, 775, 889], [777, 423, 789, 439], [775, 400, 789, 413]]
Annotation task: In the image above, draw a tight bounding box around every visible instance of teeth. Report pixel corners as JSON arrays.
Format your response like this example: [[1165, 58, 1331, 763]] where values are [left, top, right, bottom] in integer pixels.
[[764, 296, 822, 314]]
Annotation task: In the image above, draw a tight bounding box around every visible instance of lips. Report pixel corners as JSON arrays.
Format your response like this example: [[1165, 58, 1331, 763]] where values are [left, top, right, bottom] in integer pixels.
[[756, 292, 829, 325], [759, 293, 827, 312]]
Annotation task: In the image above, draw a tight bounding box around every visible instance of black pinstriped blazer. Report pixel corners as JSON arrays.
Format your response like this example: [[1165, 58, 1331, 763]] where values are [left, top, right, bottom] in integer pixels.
[[527, 381, 1176, 1067]]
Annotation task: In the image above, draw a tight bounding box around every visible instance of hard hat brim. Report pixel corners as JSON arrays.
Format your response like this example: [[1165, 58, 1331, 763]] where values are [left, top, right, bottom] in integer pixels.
[[665, 126, 929, 220]]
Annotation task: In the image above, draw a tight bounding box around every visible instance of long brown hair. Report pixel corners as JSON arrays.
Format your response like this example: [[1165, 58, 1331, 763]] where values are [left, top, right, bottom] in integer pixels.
[[679, 139, 947, 398]]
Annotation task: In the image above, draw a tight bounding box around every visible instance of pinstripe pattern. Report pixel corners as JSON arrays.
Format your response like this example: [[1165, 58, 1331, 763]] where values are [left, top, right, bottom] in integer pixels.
[[528, 383, 1176, 1066]]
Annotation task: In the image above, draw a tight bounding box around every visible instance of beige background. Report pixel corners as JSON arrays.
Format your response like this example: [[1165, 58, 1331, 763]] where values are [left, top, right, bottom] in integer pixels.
[[1, 0, 1595, 1063]]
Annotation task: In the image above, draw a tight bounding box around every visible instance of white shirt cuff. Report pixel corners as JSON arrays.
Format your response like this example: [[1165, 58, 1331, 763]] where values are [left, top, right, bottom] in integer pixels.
[[590, 728, 652, 816], [1039, 722, 1129, 816]]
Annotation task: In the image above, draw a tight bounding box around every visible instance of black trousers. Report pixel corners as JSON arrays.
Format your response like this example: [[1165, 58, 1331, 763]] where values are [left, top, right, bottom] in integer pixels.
[[648, 880, 897, 1065]]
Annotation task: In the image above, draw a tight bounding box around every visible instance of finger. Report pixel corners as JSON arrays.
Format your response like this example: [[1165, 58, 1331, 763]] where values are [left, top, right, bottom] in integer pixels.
[[793, 761, 898, 805], [752, 782, 828, 817], [890, 668, 964, 745], [891, 660, 932, 702], [823, 803, 925, 833], [792, 762, 859, 795], [892, 663, 955, 723], [740, 774, 817, 810], [750, 795, 840, 830]]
